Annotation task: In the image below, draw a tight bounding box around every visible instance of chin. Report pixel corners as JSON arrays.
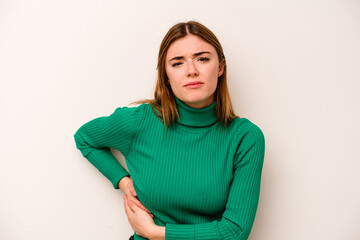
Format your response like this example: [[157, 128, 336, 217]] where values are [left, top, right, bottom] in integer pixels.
[[183, 96, 205, 103], [183, 95, 213, 106]]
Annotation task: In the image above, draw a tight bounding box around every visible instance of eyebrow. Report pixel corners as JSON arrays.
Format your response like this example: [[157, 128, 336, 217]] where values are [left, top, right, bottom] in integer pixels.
[[168, 51, 212, 62]]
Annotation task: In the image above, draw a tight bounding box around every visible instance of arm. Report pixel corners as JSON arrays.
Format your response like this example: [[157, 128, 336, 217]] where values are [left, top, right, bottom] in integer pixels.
[[164, 124, 265, 239], [73, 105, 144, 189]]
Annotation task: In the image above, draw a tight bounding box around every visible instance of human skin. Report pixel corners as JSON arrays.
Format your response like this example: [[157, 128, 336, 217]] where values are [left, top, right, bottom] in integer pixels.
[[165, 34, 224, 109], [124, 194, 165, 239], [123, 34, 225, 239], [118, 177, 154, 218]]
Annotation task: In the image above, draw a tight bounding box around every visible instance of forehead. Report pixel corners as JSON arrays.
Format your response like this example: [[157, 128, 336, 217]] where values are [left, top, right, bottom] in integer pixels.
[[166, 35, 216, 59]]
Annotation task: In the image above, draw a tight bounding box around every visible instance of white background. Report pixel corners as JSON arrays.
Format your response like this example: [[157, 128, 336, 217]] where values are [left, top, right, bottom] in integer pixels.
[[1, 0, 359, 239]]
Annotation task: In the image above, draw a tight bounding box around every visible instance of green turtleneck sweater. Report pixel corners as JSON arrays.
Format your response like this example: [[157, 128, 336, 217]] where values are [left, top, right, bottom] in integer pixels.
[[73, 97, 265, 240]]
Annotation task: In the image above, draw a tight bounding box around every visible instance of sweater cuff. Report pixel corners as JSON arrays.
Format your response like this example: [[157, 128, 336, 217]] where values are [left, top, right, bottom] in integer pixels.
[[111, 169, 130, 189], [165, 224, 194, 239], [165, 221, 225, 240], [165, 221, 220, 239]]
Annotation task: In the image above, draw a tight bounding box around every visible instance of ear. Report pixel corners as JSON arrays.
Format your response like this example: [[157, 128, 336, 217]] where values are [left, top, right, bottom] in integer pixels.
[[218, 58, 225, 77]]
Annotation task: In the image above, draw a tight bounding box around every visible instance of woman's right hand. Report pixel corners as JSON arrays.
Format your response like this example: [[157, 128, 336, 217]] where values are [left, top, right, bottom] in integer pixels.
[[119, 177, 154, 218]]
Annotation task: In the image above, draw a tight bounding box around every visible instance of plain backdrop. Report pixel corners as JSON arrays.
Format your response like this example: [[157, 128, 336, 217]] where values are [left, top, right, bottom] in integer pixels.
[[1, 0, 359, 239]]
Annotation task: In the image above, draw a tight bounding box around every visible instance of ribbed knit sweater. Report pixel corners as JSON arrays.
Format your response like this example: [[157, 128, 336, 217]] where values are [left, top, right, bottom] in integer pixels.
[[73, 96, 265, 240]]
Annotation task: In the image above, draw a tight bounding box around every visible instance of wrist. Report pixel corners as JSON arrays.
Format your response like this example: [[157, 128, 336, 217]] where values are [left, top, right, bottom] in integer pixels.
[[118, 176, 131, 191], [149, 225, 165, 240]]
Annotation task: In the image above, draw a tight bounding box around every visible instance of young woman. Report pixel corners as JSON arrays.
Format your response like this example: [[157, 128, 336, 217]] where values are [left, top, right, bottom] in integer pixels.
[[74, 21, 265, 240]]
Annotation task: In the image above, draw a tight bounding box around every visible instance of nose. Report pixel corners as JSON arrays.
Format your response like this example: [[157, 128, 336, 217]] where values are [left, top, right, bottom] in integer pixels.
[[186, 60, 199, 77]]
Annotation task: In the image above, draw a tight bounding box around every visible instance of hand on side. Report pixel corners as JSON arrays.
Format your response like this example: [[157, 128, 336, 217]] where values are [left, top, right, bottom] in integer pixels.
[[119, 177, 165, 239], [124, 194, 165, 239], [118, 177, 154, 218]]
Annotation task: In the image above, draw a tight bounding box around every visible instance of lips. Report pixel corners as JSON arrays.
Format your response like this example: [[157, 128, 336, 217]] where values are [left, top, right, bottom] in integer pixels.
[[184, 81, 204, 88]]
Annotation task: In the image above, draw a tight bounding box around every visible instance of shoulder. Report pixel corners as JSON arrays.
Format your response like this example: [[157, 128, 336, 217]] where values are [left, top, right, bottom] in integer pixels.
[[112, 103, 148, 119], [106, 103, 150, 129], [231, 117, 265, 150], [112, 102, 162, 125], [230, 117, 265, 167]]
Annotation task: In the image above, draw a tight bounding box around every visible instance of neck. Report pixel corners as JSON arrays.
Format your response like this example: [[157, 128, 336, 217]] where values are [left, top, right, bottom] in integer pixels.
[[181, 96, 214, 109], [174, 96, 218, 127]]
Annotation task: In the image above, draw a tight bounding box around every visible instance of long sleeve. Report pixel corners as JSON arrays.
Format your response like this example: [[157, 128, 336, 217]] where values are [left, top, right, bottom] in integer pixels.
[[165, 124, 265, 240], [73, 104, 144, 189]]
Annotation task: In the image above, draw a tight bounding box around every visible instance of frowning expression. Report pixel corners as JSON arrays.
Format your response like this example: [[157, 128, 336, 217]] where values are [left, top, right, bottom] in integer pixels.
[[165, 34, 224, 108]]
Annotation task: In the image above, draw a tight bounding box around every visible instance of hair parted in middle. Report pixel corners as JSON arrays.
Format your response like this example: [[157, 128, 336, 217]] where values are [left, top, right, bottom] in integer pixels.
[[134, 20, 238, 127]]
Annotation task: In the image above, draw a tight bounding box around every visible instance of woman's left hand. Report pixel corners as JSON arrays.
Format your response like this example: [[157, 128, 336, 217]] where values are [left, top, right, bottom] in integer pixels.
[[124, 194, 162, 239]]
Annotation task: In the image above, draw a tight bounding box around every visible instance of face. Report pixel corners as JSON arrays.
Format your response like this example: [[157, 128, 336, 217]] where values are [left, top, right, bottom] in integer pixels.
[[165, 34, 224, 108]]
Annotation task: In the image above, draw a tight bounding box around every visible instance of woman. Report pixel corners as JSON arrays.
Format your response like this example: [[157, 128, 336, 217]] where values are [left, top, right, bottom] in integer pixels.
[[74, 21, 265, 240]]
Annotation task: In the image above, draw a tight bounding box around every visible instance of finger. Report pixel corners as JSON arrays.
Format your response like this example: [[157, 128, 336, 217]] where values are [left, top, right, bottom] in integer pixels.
[[124, 195, 134, 215], [129, 196, 153, 216], [129, 198, 154, 218], [126, 195, 142, 213], [130, 186, 137, 197], [136, 202, 154, 217], [127, 195, 140, 213], [127, 195, 144, 209]]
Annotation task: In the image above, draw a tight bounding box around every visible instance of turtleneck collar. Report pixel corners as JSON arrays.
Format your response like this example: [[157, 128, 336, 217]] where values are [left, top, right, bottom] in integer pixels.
[[174, 96, 218, 127]]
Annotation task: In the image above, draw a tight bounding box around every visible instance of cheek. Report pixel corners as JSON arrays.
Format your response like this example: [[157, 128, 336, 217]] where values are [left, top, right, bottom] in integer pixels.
[[209, 78, 218, 93], [166, 69, 183, 86], [204, 64, 220, 84], [167, 73, 181, 93], [165, 66, 177, 81], [201, 61, 219, 76], [168, 79, 176, 92], [208, 65, 220, 91]]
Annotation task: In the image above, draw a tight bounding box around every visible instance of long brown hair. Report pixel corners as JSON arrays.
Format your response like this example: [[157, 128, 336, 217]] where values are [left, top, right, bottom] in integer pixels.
[[134, 20, 238, 127]]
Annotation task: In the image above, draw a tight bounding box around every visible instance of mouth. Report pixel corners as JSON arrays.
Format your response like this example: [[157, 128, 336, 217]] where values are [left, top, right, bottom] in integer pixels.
[[184, 81, 204, 89]]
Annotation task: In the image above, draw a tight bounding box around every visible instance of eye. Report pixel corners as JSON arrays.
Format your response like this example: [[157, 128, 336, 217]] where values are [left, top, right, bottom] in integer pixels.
[[199, 57, 210, 62], [172, 62, 182, 67]]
